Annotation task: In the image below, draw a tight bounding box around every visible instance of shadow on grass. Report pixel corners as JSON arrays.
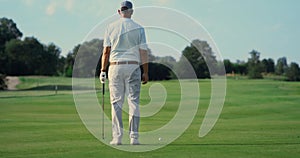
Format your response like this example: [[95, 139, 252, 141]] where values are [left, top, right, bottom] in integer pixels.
[[0, 85, 96, 98], [0, 92, 57, 99], [25, 85, 93, 91]]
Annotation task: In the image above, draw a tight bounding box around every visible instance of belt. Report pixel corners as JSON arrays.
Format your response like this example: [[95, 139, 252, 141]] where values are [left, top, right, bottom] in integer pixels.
[[110, 61, 139, 65]]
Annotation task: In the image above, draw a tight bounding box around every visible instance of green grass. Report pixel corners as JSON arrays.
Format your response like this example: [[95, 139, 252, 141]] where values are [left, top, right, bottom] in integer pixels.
[[0, 76, 300, 157]]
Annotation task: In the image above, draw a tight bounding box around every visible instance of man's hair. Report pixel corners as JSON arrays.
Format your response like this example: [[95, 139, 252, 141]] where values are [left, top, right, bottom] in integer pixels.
[[120, 8, 133, 14], [121, 6, 129, 11]]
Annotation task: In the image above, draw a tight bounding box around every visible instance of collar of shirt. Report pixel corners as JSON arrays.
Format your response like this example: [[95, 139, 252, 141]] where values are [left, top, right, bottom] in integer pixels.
[[120, 17, 132, 21]]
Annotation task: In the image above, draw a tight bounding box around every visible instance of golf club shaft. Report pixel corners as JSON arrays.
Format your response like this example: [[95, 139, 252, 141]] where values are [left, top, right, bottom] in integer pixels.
[[102, 83, 105, 139]]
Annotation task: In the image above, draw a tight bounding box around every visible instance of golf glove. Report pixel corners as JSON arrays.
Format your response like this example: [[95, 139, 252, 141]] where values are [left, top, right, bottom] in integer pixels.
[[100, 71, 106, 84]]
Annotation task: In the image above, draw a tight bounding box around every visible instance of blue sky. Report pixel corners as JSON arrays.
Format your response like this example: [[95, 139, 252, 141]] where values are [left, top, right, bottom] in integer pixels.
[[1, 0, 299, 64]]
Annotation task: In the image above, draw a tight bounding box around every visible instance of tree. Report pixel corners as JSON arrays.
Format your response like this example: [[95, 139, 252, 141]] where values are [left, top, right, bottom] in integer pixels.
[[176, 39, 217, 79], [261, 58, 275, 74], [5, 37, 61, 76], [0, 17, 23, 74], [1, 18, 62, 76], [286, 62, 300, 81], [0, 17, 22, 47], [148, 63, 172, 80], [154, 56, 176, 69], [232, 60, 247, 75], [45, 43, 61, 75], [223, 59, 233, 74], [147, 54, 175, 80], [4, 39, 25, 75], [57, 56, 66, 76], [69, 39, 103, 77], [0, 74, 7, 90], [247, 50, 263, 79], [267, 58, 275, 73], [64, 45, 79, 77], [275, 57, 288, 75]]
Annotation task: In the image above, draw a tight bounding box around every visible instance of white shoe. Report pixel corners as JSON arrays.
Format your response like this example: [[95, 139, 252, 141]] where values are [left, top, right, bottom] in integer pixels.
[[130, 138, 140, 145], [110, 138, 122, 145]]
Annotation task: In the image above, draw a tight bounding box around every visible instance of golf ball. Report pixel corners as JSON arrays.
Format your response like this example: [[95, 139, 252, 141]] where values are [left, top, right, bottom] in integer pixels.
[[158, 137, 162, 141]]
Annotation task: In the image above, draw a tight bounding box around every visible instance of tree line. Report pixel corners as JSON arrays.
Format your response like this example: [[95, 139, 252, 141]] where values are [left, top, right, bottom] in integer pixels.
[[1, 17, 300, 89], [0, 17, 64, 76], [224, 50, 300, 81]]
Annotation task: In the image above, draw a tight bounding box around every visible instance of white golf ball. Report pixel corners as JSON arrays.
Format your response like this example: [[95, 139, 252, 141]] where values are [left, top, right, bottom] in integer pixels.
[[158, 137, 162, 141]]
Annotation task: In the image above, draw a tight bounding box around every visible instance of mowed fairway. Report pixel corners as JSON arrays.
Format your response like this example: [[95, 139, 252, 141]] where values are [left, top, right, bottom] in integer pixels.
[[0, 77, 300, 157]]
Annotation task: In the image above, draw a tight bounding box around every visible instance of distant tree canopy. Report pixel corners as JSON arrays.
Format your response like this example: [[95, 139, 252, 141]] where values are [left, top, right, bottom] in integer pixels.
[[176, 39, 217, 79], [0, 17, 23, 74], [0, 74, 7, 90], [70, 39, 103, 77], [276, 57, 288, 75], [261, 58, 275, 73], [285, 62, 300, 81], [150, 56, 176, 80], [1, 17, 62, 76], [63, 45, 79, 77], [223, 59, 247, 75], [4, 37, 61, 76], [0, 17, 22, 47], [223, 59, 233, 74], [148, 62, 172, 80], [247, 50, 263, 79], [1, 17, 300, 82]]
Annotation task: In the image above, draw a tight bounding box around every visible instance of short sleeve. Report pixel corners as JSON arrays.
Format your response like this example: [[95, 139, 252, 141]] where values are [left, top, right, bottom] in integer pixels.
[[103, 27, 111, 47], [139, 28, 148, 50]]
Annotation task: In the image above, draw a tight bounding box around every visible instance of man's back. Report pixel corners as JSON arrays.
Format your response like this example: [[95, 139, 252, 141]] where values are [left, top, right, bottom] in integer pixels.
[[104, 18, 147, 62]]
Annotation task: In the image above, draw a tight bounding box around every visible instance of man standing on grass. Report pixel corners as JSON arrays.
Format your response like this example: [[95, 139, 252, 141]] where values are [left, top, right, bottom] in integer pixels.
[[99, 1, 148, 145]]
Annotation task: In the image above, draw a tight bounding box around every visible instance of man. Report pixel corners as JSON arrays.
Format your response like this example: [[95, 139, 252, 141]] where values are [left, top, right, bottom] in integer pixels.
[[99, 1, 148, 145]]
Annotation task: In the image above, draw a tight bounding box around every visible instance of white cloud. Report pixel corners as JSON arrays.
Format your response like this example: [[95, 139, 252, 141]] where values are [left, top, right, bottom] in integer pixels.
[[22, 0, 35, 6], [46, 1, 57, 16], [45, 0, 74, 16], [65, 0, 74, 12]]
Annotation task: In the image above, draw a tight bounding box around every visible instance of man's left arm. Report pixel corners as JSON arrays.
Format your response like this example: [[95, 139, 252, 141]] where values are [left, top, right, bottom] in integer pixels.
[[99, 46, 111, 83], [101, 46, 111, 72], [140, 48, 148, 84]]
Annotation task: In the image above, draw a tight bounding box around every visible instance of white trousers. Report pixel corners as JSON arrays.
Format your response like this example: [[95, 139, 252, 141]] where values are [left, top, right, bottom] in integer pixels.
[[108, 64, 141, 140]]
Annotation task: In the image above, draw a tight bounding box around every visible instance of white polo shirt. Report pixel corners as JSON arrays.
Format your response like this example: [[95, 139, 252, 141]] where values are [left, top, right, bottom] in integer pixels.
[[103, 18, 147, 63]]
